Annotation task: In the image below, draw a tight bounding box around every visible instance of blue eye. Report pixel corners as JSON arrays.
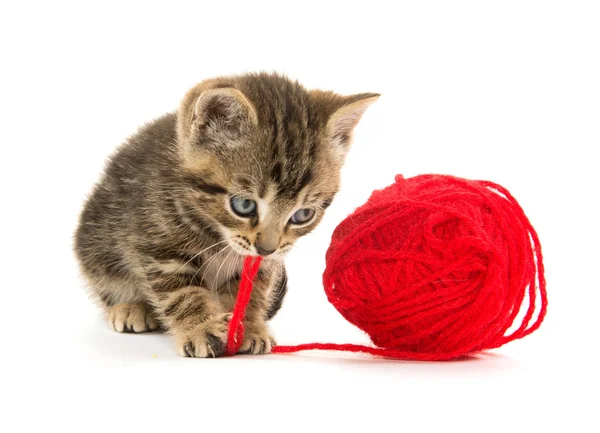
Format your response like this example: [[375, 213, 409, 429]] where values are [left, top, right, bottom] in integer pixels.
[[290, 208, 315, 225], [230, 196, 257, 217]]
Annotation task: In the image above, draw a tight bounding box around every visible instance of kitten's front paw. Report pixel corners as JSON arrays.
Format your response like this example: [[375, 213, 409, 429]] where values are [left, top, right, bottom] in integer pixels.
[[175, 313, 231, 358], [108, 303, 159, 333], [238, 323, 276, 355]]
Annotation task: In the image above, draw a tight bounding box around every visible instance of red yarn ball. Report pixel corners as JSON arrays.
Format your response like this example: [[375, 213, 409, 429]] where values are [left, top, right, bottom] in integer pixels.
[[321, 174, 547, 360]]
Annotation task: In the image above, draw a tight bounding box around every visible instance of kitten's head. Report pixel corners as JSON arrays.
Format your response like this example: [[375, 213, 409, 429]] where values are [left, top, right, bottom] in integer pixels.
[[176, 73, 378, 259]]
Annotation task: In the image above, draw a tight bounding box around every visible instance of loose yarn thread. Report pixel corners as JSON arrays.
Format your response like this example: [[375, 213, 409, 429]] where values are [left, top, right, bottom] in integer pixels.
[[226, 255, 262, 356]]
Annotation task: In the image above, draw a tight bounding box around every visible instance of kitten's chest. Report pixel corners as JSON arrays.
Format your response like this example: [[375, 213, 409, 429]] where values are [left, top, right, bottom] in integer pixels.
[[200, 251, 245, 290]]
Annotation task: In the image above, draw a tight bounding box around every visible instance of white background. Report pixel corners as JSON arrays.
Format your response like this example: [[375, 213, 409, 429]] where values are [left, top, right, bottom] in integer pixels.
[[1, 1, 598, 432]]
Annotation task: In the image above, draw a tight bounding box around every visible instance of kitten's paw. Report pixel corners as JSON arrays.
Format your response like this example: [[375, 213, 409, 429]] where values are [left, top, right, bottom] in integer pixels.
[[108, 303, 159, 333], [175, 313, 231, 358], [238, 324, 275, 355]]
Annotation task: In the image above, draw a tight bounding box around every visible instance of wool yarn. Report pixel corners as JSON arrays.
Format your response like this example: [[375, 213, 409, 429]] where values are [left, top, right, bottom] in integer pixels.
[[228, 174, 547, 360], [226, 255, 262, 355]]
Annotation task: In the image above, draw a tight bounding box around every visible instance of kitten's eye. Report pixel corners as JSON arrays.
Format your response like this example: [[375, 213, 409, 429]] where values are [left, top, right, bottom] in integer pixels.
[[290, 208, 315, 225], [230, 196, 257, 217]]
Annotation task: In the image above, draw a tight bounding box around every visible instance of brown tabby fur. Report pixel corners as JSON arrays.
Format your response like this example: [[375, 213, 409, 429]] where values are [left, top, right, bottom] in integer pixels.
[[74, 72, 378, 357]]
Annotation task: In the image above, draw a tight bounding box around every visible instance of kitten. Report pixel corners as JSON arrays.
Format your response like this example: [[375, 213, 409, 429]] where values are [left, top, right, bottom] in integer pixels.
[[74, 72, 378, 357]]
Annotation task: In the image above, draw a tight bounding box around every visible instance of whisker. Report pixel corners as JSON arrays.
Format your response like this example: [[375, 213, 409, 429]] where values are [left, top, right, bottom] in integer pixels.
[[173, 239, 229, 274], [225, 249, 236, 304], [193, 245, 230, 286], [286, 243, 310, 256], [212, 247, 234, 295]]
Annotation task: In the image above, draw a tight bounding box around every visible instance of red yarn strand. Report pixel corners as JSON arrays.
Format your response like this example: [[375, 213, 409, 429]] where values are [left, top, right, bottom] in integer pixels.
[[226, 255, 262, 356]]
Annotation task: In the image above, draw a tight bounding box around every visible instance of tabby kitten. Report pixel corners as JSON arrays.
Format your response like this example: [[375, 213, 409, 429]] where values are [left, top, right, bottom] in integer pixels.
[[74, 72, 378, 357]]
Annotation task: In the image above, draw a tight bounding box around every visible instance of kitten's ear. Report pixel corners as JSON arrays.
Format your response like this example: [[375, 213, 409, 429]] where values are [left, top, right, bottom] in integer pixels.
[[326, 93, 380, 155], [192, 88, 258, 132]]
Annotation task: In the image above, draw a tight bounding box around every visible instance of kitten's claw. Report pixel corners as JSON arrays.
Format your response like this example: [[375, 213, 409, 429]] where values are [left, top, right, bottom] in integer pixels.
[[184, 342, 196, 358], [176, 313, 230, 358], [108, 303, 159, 333], [238, 325, 275, 355]]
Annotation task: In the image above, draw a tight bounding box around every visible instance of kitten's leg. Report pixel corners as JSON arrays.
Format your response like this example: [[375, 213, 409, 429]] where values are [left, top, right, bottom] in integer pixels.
[[84, 271, 160, 333], [265, 266, 288, 320], [108, 303, 159, 333], [151, 281, 230, 358]]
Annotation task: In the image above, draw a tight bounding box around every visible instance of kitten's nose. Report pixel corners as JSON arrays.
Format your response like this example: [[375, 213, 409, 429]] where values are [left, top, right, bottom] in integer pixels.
[[255, 231, 279, 257], [255, 245, 276, 256]]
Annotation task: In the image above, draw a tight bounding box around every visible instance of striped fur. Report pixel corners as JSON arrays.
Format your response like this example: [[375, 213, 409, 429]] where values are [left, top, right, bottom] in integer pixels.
[[74, 72, 378, 357]]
